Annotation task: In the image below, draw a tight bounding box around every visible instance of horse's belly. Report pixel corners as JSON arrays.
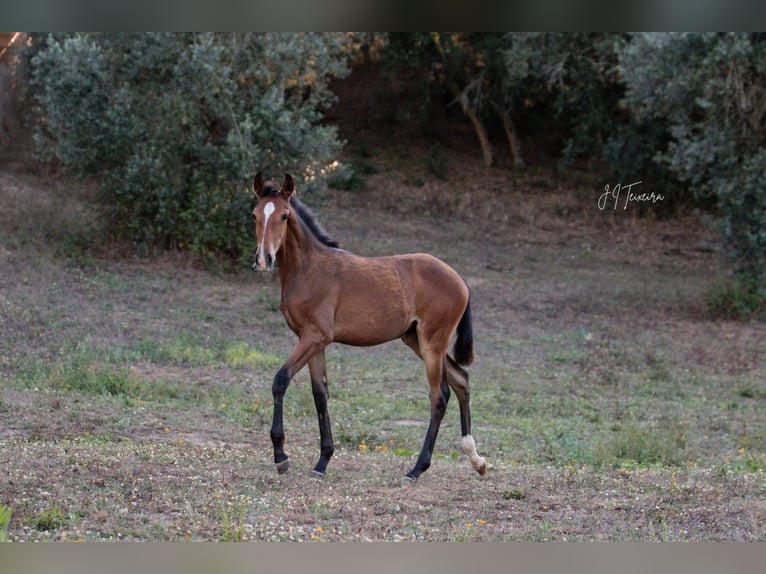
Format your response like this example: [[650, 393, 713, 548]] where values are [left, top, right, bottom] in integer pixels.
[[332, 300, 411, 346]]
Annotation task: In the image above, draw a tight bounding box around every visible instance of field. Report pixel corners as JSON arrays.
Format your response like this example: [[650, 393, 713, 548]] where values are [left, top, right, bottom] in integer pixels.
[[1, 147, 765, 542]]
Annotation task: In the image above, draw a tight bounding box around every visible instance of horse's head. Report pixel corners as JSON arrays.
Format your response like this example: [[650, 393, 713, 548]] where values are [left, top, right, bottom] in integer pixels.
[[252, 172, 295, 271]]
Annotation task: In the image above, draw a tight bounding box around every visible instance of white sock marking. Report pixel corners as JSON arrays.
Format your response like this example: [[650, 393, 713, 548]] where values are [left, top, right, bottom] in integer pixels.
[[461, 435, 487, 471]]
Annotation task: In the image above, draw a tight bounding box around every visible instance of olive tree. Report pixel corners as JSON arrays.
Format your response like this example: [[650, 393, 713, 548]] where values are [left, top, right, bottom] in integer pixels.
[[28, 32, 351, 260], [620, 32, 766, 297]]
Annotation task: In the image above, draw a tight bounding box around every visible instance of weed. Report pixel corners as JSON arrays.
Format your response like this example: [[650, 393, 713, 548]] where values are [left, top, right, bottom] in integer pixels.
[[59, 231, 96, 269], [739, 387, 766, 399], [328, 163, 366, 191], [222, 342, 281, 369], [159, 335, 218, 366], [502, 489, 526, 501], [219, 503, 245, 542], [51, 360, 139, 397], [0, 504, 11, 542], [31, 505, 67, 531], [594, 422, 689, 468], [425, 145, 448, 181], [392, 448, 416, 457], [705, 277, 764, 320]]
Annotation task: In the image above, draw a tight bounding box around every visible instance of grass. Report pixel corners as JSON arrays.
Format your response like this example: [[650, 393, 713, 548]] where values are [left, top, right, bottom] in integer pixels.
[[1, 164, 765, 541], [0, 504, 11, 542]]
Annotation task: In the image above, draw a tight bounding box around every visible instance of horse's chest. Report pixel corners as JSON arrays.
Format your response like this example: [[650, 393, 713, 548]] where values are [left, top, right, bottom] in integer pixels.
[[280, 290, 322, 335], [279, 297, 300, 334]]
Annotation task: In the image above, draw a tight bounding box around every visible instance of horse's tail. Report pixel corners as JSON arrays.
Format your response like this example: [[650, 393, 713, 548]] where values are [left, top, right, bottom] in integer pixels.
[[453, 295, 474, 366]]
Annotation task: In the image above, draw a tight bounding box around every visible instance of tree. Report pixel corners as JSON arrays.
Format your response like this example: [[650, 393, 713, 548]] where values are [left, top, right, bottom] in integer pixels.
[[27, 32, 352, 261], [384, 33, 525, 168], [620, 33, 766, 294]]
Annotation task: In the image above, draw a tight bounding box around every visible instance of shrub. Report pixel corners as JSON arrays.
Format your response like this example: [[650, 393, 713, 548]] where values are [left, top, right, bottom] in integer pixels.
[[27, 33, 352, 262], [620, 33, 766, 297], [706, 277, 764, 320]]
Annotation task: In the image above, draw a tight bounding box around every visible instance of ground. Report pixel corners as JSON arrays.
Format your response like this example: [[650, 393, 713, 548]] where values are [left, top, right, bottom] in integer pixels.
[[1, 138, 765, 541]]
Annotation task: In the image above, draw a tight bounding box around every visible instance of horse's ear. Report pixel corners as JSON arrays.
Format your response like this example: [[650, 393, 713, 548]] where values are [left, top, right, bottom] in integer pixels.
[[282, 173, 295, 198], [253, 172, 265, 198]]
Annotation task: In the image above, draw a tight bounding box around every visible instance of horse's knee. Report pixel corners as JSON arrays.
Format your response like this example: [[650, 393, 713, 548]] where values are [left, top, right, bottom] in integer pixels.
[[439, 384, 450, 411], [272, 366, 290, 397]]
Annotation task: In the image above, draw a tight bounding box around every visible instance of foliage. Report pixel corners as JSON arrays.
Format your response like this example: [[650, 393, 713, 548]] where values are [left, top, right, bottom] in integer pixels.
[[620, 33, 766, 294], [384, 32, 766, 296], [705, 277, 764, 320], [26, 33, 351, 261], [382, 33, 674, 186]]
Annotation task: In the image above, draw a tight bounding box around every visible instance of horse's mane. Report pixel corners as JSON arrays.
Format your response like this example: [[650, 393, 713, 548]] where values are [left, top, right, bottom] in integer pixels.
[[290, 196, 340, 249]]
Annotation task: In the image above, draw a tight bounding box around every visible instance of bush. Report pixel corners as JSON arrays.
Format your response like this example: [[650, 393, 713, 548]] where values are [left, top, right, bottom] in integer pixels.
[[27, 33, 352, 262], [620, 33, 766, 296], [706, 277, 764, 320]]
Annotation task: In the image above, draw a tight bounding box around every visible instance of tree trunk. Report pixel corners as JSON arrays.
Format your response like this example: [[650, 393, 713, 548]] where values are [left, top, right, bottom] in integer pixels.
[[430, 34, 494, 168], [448, 83, 494, 168], [490, 100, 525, 169]]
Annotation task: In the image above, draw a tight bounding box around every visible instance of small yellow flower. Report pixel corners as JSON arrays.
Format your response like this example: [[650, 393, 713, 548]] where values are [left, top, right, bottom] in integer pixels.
[[358, 441, 368, 452], [464, 522, 473, 529], [478, 519, 487, 526]]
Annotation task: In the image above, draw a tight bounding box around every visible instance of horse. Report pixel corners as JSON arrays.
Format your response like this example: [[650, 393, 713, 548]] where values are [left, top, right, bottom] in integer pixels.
[[251, 172, 487, 481]]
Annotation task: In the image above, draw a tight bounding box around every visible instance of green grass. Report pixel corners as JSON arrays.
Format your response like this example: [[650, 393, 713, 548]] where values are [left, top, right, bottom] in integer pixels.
[[0, 504, 11, 542]]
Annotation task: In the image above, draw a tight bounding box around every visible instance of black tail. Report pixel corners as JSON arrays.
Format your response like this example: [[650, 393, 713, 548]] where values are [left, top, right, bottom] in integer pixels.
[[453, 296, 474, 366]]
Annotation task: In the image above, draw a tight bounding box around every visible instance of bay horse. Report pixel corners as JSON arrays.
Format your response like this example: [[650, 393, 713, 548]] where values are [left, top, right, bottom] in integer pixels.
[[252, 172, 487, 481]]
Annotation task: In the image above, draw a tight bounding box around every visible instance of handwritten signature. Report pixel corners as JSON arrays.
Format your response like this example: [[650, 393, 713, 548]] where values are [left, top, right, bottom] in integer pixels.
[[598, 181, 664, 211]]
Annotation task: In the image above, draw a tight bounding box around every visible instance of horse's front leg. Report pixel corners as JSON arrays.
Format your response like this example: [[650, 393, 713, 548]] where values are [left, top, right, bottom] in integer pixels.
[[308, 350, 334, 476], [270, 364, 292, 473], [269, 328, 328, 475]]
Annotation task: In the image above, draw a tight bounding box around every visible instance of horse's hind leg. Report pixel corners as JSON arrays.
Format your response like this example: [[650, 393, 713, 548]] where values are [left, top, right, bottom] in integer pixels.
[[407, 358, 450, 481], [402, 327, 486, 478], [446, 356, 487, 476], [308, 351, 334, 476], [402, 327, 451, 481]]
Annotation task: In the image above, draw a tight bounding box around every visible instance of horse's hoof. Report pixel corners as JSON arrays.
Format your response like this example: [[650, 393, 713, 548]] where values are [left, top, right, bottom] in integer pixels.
[[477, 459, 488, 476], [311, 469, 325, 479], [402, 475, 418, 485], [276, 459, 290, 474]]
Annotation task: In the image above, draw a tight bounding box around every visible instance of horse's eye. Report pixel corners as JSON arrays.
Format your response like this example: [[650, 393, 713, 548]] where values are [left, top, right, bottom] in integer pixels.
[[281, 213, 289, 221]]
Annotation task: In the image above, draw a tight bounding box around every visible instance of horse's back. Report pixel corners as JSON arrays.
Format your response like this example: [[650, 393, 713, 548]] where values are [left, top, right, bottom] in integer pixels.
[[392, 253, 470, 324]]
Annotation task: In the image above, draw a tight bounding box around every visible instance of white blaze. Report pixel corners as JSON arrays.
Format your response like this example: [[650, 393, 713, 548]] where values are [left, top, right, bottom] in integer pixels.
[[258, 201, 275, 268]]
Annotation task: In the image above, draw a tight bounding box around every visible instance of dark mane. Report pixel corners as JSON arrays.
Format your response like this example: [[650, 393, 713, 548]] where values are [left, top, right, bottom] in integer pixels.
[[289, 196, 340, 249]]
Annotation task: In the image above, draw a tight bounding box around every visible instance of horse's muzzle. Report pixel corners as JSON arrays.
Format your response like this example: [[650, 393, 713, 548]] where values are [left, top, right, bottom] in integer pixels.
[[253, 250, 274, 271]]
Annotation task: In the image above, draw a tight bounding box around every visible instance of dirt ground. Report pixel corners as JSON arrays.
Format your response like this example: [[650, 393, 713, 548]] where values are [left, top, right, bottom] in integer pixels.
[[2, 145, 765, 541]]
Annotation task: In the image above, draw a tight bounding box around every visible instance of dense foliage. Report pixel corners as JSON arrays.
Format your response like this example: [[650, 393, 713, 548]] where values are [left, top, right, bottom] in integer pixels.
[[382, 32, 765, 301], [620, 33, 766, 294], [22, 32, 766, 298], [28, 32, 351, 260]]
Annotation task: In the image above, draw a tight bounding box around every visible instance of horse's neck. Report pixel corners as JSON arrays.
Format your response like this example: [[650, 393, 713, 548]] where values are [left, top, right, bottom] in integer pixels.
[[277, 217, 322, 284]]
